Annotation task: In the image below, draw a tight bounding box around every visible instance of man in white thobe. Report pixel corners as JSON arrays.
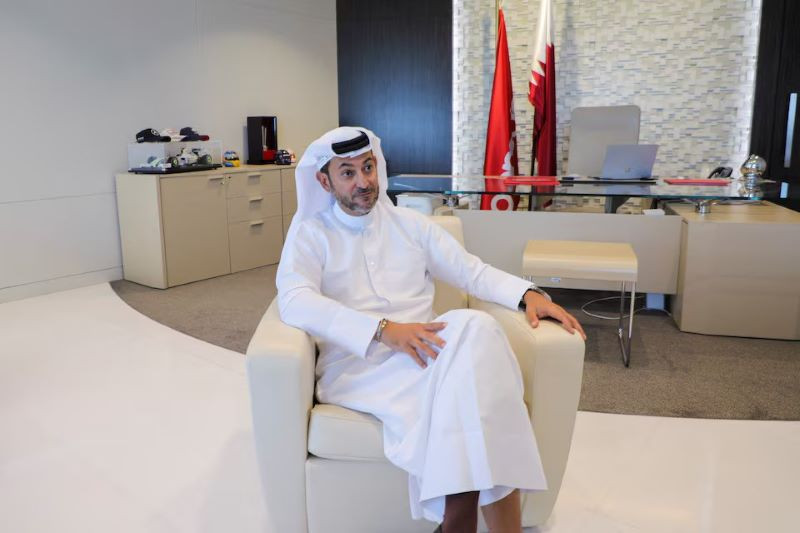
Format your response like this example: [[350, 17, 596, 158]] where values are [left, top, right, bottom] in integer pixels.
[[277, 127, 585, 532]]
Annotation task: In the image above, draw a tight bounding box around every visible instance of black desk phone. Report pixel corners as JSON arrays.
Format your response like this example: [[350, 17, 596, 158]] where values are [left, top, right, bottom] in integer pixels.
[[707, 166, 733, 178]]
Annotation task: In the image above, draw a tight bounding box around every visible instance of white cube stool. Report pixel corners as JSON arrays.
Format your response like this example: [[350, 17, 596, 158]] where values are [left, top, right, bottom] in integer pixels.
[[522, 240, 638, 366]]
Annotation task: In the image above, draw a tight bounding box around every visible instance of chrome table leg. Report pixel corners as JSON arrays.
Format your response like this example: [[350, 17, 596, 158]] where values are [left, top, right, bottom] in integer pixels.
[[617, 281, 635, 367]]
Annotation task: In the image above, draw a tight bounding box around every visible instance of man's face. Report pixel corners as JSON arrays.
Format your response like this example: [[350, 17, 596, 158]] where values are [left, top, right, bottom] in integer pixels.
[[316, 151, 379, 216]]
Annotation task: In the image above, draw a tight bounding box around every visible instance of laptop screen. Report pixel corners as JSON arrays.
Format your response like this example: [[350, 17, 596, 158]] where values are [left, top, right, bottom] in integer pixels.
[[598, 145, 659, 179]]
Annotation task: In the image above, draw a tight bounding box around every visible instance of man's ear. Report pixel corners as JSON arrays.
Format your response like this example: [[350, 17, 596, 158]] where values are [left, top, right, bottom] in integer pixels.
[[315, 171, 331, 192]]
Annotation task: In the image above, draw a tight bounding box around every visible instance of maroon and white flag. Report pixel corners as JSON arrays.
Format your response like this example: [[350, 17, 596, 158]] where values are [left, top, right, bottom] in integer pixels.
[[529, 0, 557, 176]]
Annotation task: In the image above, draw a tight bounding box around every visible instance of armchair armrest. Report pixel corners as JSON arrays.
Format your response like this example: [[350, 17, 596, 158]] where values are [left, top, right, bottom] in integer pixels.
[[468, 298, 585, 526], [246, 298, 316, 533]]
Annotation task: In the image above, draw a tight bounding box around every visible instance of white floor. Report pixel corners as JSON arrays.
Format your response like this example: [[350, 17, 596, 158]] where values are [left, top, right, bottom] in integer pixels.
[[1, 284, 798, 533], [537, 413, 800, 533]]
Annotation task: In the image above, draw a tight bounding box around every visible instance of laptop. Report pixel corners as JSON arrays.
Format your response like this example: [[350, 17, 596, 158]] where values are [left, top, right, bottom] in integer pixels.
[[595, 144, 659, 180]]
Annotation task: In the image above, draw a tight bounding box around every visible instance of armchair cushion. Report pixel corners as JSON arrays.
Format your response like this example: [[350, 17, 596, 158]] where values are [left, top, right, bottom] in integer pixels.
[[308, 404, 385, 461]]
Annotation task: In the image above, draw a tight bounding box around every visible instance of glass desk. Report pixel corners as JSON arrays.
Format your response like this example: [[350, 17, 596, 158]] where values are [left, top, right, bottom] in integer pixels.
[[387, 175, 783, 213]]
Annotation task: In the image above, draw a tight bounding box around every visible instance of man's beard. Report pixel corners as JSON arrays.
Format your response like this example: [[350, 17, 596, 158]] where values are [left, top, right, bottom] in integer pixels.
[[333, 184, 379, 216]]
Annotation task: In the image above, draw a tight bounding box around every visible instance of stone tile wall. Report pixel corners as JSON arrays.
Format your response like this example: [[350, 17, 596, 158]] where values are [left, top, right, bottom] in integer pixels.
[[453, 0, 762, 209]]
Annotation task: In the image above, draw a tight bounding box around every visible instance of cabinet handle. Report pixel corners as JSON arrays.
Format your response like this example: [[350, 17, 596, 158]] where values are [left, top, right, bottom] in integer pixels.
[[785, 93, 797, 168], [249, 196, 263, 203], [250, 220, 264, 227], [209, 176, 224, 182]]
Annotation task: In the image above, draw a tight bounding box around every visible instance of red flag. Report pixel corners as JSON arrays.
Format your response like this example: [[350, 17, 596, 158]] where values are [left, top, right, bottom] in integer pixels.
[[481, 7, 518, 211], [529, 0, 556, 176]]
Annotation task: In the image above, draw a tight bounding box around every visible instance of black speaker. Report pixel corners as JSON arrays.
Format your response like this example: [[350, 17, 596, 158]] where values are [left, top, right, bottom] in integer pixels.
[[247, 116, 278, 164]]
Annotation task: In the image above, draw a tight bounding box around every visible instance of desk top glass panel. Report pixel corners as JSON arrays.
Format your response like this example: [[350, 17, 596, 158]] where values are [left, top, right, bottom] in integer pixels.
[[387, 175, 782, 201]]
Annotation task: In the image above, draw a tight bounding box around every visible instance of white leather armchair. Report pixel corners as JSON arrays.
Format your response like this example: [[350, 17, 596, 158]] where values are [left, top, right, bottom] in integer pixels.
[[246, 216, 585, 533]]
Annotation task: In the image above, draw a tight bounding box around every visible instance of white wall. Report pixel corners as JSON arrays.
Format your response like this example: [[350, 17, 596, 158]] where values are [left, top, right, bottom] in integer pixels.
[[454, 0, 762, 180], [0, 0, 338, 302]]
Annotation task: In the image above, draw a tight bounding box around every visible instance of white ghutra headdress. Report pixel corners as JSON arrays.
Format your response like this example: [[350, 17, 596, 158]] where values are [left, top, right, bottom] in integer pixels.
[[284, 126, 390, 244]]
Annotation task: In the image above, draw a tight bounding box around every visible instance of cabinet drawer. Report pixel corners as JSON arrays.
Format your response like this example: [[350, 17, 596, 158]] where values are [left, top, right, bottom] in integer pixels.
[[227, 170, 281, 198], [229, 217, 283, 272], [227, 192, 281, 224]]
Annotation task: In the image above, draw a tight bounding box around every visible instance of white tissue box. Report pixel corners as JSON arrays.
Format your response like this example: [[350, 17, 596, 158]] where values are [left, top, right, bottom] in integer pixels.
[[396, 193, 445, 215]]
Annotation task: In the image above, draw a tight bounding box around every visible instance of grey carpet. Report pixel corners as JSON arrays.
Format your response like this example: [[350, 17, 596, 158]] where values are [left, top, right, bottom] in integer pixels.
[[112, 266, 278, 355], [111, 267, 800, 420]]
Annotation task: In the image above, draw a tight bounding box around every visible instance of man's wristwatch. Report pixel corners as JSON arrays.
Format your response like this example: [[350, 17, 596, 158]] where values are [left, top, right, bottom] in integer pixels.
[[374, 318, 389, 342], [519, 287, 552, 310]]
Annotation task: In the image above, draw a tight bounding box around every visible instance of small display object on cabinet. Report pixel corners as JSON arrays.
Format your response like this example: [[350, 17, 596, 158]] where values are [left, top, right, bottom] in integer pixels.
[[246, 116, 278, 164], [224, 150, 241, 167], [128, 140, 223, 174]]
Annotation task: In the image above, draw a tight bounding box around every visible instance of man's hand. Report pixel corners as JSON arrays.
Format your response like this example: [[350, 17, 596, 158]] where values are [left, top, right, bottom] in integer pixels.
[[524, 291, 587, 340], [379, 321, 447, 368]]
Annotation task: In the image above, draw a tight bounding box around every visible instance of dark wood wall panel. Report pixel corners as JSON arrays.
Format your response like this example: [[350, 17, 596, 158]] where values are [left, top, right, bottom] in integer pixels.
[[337, 0, 452, 175], [750, 0, 786, 159], [750, 0, 800, 210]]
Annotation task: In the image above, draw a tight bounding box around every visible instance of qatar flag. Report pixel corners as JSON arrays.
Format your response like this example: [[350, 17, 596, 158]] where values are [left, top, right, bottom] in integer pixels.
[[529, 0, 556, 176], [481, 7, 518, 211]]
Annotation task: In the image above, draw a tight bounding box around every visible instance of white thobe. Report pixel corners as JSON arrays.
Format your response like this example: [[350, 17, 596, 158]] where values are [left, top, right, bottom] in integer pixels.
[[277, 201, 547, 522]]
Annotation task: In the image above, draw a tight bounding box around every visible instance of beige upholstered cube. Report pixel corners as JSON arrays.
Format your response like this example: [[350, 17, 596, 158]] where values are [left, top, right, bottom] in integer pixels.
[[522, 240, 637, 283], [523, 239, 638, 367]]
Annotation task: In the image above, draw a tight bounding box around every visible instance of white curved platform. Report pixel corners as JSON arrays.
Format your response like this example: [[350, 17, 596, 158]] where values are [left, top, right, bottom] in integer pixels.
[[0, 284, 267, 532], [1, 283, 798, 533]]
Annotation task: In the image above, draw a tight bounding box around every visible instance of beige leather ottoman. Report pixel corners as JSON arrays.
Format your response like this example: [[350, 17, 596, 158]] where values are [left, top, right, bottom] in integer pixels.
[[523, 240, 638, 366]]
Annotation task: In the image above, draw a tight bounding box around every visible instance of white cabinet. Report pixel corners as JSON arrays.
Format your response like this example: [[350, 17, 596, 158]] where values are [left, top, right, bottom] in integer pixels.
[[115, 165, 296, 289]]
